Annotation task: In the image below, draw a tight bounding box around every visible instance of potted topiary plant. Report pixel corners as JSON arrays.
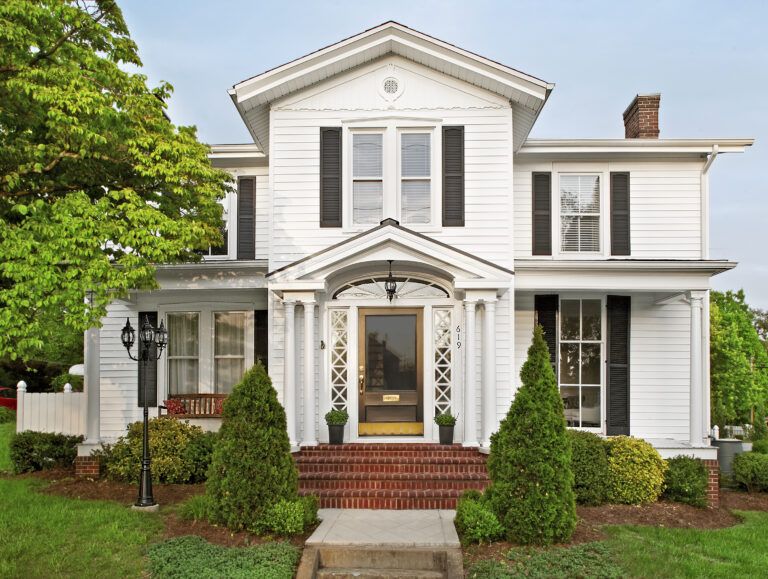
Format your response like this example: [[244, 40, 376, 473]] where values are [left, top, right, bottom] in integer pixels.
[[434, 411, 457, 445], [325, 409, 349, 445]]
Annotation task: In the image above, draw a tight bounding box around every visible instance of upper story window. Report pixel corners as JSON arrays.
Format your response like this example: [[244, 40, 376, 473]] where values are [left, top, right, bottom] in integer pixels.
[[202, 195, 232, 258], [400, 132, 431, 224], [560, 175, 600, 253], [352, 133, 384, 225]]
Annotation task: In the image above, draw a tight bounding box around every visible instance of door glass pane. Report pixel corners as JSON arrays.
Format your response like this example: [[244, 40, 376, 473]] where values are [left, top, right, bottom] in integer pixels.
[[581, 344, 601, 385], [581, 387, 601, 427], [560, 300, 580, 340], [559, 343, 579, 384], [365, 315, 417, 391], [582, 300, 601, 340]]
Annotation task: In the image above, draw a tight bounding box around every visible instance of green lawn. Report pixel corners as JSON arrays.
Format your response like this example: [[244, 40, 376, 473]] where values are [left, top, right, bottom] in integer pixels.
[[0, 423, 13, 472]]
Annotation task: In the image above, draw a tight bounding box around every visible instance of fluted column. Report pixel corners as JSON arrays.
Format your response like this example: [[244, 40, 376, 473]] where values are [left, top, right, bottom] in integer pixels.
[[284, 300, 297, 448], [464, 300, 479, 447], [481, 300, 497, 449], [690, 291, 705, 446], [302, 300, 318, 447]]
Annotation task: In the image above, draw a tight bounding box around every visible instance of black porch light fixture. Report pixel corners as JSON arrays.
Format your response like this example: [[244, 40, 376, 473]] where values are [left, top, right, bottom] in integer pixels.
[[120, 315, 168, 509], [385, 260, 397, 302]]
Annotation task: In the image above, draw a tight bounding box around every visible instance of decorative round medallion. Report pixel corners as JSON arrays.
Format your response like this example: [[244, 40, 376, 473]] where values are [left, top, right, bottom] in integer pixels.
[[383, 78, 399, 94]]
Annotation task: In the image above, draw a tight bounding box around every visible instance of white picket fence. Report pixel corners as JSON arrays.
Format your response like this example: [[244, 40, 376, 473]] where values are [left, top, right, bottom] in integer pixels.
[[16, 381, 86, 436]]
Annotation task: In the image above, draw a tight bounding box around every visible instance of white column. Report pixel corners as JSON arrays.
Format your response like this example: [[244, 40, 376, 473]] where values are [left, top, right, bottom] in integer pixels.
[[83, 326, 101, 446], [690, 291, 705, 446], [481, 300, 497, 449], [284, 300, 297, 448], [302, 300, 318, 447], [464, 300, 479, 447]]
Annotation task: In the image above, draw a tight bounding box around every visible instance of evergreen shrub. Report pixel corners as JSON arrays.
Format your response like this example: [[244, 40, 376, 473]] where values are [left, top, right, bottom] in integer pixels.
[[485, 325, 577, 545], [733, 451, 768, 492], [751, 439, 768, 454], [10, 431, 83, 473], [606, 436, 666, 504], [454, 493, 504, 544], [0, 407, 15, 424], [568, 430, 611, 506], [662, 456, 708, 507]]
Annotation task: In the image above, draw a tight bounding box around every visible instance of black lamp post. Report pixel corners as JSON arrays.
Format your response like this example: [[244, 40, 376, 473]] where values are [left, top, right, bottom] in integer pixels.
[[121, 315, 168, 509], [385, 260, 397, 302]]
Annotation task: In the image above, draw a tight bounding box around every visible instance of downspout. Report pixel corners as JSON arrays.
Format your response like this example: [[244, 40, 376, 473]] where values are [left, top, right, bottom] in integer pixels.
[[700, 144, 718, 441]]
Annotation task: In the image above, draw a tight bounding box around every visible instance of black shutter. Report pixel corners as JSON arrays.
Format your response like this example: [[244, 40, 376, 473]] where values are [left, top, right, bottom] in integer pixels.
[[611, 172, 631, 256], [534, 295, 559, 378], [607, 296, 631, 435], [237, 177, 256, 259], [442, 126, 465, 226], [254, 310, 268, 373], [532, 172, 552, 256], [138, 311, 158, 408], [320, 127, 342, 227]]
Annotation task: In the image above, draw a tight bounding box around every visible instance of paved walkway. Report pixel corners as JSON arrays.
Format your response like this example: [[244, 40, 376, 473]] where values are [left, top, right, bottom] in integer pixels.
[[306, 509, 460, 548]]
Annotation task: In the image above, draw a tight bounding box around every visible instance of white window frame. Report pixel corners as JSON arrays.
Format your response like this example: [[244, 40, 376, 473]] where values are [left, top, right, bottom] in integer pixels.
[[166, 312, 201, 396], [202, 191, 237, 261], [213, 311, 248, 394], [343, 119, 442, 232], [397, 129, 435, 226], [553, 169, 608, 258], [558, 295, 606, 433], [350, 129, 386, 227], [158, 305, 254, 398]]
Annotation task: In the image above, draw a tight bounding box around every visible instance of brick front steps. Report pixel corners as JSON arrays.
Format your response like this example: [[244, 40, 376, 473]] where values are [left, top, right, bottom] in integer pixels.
[[296, 444, 489, 509]]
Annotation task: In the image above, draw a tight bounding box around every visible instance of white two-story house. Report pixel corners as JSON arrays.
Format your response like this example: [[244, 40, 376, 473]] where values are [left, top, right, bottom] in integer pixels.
[[76, 23, 752, 474]]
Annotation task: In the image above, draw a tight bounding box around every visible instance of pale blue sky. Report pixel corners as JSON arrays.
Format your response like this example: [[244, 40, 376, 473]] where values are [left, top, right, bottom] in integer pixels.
[[121, 0, 767, 307]]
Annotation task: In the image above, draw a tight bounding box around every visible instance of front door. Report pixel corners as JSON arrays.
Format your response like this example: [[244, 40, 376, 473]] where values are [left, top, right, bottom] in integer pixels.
[[358, 308, 423, 436]]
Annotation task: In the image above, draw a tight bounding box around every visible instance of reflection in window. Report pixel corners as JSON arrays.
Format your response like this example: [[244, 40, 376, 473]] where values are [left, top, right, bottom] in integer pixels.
[[401, 133, 431, 224], [214, 312, 246, 395], [559, 299, 602, 428]]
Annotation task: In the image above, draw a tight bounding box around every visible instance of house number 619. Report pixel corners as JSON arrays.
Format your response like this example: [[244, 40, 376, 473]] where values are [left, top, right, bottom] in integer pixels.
[[456, 325, 461, 349]]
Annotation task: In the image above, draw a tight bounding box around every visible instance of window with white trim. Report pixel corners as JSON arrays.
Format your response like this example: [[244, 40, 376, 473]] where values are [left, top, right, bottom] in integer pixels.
[[560, 175, 600, 252], [352, 133, 384, 225], [202, 195, 232, 258], [400, 132, 431, 224], [559, 299, 602, 428], [167, 313, 200, 395], [214, 312, 246, 394]]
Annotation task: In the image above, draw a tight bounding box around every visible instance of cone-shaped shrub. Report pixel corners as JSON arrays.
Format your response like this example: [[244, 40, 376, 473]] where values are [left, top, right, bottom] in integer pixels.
[[206, 362, 299, 532], [485, 325, 577, 545]]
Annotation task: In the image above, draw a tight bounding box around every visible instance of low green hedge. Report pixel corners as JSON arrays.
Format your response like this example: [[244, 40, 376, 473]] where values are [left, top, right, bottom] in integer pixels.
[[568, 430, 611, 506], [606, 436, 667, 505], [258, 496, 319, 536], [733, 452, 768, 492], [751, 439, 768, 454], [0, 407, 15, 424], [10, 431, 84, 473], [101, 418, 215, 484], [455, 491, 504, 544], [663, 456, 708, 507]]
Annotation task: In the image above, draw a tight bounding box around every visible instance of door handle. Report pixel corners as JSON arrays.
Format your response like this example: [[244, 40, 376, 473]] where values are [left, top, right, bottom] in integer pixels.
[[359, 373, 365, 395]]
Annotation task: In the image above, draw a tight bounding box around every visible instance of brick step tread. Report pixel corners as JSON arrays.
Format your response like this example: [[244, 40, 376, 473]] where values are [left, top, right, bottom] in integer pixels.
[[295, 456, 487, 465], [298, 466, 488, 475], [317, 568, 443, 579], [299, 471, 488, 481], [301, 480, 487, 491], [297, 451, 483, 459], [300, 488, 463, 498], [300, 444, 470, 451]]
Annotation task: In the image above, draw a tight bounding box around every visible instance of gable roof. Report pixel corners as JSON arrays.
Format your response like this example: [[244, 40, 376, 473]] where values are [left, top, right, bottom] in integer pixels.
[[229, 21, 553, 154]]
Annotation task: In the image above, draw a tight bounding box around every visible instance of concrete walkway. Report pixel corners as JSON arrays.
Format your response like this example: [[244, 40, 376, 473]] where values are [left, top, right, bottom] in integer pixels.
[[307, 509, 460, 548]]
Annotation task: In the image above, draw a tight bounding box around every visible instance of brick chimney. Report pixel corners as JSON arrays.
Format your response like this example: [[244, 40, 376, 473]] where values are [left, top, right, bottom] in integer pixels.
[[623, 93, 660, 138]]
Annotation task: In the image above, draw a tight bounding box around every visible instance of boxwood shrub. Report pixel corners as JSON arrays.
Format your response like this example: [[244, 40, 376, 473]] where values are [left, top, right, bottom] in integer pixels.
[[0, 407, 15, 424], [733, 451, 768, 492], [751, 439, 768, 454], [10, 431, 84, 473], [568, 430, 611, 506], [102, 418, 213, 484], [663, 456, 708, 507], [606, 436, 667, 504], [454, 492, 504, 544]]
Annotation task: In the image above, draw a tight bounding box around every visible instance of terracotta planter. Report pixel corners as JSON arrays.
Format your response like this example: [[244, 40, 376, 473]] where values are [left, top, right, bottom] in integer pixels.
[[328, 424, 345, 445], [439, 424, 455, 445]]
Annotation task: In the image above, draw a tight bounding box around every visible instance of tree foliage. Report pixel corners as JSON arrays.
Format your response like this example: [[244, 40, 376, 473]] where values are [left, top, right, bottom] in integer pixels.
[[0, 0, 231, 361], [485, 325, 576, 545], [710, 290, 768, 427]]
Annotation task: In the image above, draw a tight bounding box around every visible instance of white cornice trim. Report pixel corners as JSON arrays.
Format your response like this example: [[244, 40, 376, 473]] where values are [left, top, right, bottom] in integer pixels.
[[519, 138, 754, 155], [514, 259, 736, 275]]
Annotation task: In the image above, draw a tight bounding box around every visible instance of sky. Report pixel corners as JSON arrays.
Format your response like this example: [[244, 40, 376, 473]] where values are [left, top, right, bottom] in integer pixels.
[[120, 0, 767, 307]]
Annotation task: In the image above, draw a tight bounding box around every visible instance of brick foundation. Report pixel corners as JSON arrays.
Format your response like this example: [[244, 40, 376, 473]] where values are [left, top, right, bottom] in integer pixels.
[[702, 459, 720, 508], [75, 455, 100, 478]]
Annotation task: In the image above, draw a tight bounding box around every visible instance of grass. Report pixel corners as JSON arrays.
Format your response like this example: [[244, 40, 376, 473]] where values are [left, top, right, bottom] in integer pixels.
[[0, 477, 163, 578], [604, 510, 768, 578], [148, 536, 300, 579], [0, 423, 13, 473]]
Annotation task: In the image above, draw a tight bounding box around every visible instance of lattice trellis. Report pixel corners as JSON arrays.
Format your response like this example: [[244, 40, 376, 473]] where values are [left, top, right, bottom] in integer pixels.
[[329, 310, 349, 411], [434, 308, 453, 416]]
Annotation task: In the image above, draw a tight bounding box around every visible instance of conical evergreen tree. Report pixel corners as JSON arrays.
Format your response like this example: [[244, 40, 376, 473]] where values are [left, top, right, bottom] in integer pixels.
[[206, 362, 299, 531], [485, 325, 576, 544]]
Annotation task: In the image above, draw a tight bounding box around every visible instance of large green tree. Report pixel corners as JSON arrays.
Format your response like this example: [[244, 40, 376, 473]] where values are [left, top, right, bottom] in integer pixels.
[[0, 0, 231, 361], [711, 290, 768, 427]]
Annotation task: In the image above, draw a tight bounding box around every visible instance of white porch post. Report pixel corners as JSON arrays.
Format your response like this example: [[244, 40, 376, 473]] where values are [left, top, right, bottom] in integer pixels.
[[689, 291, 706, 446], [464, 300, 479, 447], [284, 299, 297, 448], [481, 300, 497, 449], [302, 300, 318, 447], [83, 326, 101, 445]]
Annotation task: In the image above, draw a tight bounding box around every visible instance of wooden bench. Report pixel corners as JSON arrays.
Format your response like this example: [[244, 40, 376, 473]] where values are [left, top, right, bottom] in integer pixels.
[[161, 394, 226, 418]]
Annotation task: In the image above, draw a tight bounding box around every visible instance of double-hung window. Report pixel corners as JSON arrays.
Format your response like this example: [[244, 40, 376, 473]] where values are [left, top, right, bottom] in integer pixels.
[[167, 313, 200, 395], [352, 133, 384, 225], [214, 312, 246, 395], [400, 132, 431, 224], [560, 175, 600, 252], [559, 299, 602, 428]]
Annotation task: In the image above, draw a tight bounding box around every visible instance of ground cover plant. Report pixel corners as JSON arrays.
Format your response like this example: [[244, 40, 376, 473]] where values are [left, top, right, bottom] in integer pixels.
[[485, 325, 576, 545], [147, 536, 300, 579]]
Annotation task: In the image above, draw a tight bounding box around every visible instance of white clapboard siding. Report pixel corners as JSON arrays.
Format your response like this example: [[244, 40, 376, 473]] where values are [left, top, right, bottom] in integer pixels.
[[16, 391, 85, 436]]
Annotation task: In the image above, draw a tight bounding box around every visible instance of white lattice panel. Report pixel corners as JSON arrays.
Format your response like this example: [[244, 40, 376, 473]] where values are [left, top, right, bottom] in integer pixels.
[[330, 310, 349, 411], [434, 308, 452, 416]]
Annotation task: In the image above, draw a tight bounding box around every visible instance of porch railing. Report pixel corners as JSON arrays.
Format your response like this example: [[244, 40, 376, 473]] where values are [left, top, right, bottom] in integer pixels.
[[162, 394, 226, 418]]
